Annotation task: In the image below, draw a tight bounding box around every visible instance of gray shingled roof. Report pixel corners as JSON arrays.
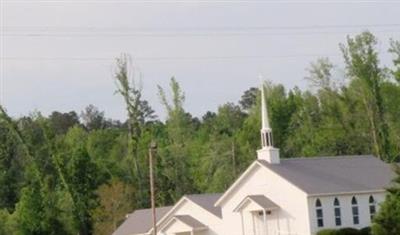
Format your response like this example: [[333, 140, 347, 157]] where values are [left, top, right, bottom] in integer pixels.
[[234, 195, 279, 212], [247, 195, 279, 209], [113, 206, 173, 235], [173, 215, 207, 229], [113, 194, 222, 235], [258, 155, 395, 195], [185, 193, 222, 218]]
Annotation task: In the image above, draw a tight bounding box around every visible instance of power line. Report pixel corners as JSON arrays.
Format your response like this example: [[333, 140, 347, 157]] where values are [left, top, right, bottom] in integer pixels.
[[3, 0, 400, 3], [3, 29, 399, 38], [4, 23, 400, 32], [0, 24, 400, 37], [3, 24, 400, 38], [1, 54, 342, 62]]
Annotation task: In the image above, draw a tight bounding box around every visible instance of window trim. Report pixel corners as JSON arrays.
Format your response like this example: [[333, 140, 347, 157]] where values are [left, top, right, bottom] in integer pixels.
[[333, 198, 342, 226], [351, 196, 359, 225], [315, 199, 324, 228], [369, 195, 376, 221]]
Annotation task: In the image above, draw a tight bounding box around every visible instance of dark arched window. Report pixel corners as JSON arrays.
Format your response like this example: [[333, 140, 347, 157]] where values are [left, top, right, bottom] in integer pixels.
[[369, 196, 376, 221], [351, 196, 359, 225], [316, 199, 324, 227], [334, 198, 342, 226]]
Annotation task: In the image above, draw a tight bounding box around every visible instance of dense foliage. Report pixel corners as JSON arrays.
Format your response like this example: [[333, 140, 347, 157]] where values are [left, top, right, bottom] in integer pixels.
[[371, 165, 400, 235], [317, 227, 371, 235], [0, 32, 399, 234]]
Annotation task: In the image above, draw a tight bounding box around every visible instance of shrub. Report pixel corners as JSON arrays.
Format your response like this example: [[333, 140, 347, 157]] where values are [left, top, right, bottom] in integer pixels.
[[317, 229, 338, 235], [0, 209, 13, 235], [359, 227, 371, 235], [372, 165, 400, 235], [317, 227, 371, 235], [337, 228, 360, 235]]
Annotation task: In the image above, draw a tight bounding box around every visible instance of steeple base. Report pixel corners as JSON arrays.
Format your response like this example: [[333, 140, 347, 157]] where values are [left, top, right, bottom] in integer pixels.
[[257, 147, 280, 164]]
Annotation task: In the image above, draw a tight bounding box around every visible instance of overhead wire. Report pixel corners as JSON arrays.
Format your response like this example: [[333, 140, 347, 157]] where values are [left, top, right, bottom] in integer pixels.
[[2, 24, 400, 37], [1, 24, 398, 62], [4, 23, 400, 31], [3, 0, 400, 3], [1, 54, 345, 62]]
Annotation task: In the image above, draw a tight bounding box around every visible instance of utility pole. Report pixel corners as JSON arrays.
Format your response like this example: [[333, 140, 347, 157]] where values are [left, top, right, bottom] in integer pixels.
[[149, 141, 157, 235]]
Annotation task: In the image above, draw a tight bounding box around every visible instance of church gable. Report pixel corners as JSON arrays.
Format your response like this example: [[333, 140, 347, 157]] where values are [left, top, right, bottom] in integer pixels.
[[214, 161, 262, 207], [215, 160, 307, 209], [153, 194, 223, 235]]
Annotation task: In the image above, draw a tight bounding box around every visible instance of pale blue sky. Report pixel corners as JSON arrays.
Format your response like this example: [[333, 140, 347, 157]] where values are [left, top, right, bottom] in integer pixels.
[[2, 1, 400, 120]]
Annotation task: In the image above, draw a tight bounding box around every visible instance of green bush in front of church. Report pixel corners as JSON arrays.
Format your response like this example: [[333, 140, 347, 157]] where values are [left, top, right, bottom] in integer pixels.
[[317, 229, 338, 235], [317, 227, 371, 235], [371, 165, 400, 235]]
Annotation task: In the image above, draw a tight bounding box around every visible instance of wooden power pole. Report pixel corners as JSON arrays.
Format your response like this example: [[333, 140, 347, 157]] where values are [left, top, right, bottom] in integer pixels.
[[149, 141, 157, 235]]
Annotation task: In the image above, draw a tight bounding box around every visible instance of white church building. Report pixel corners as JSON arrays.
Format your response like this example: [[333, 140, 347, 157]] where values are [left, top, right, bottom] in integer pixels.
[[114, 85, 395, 235]]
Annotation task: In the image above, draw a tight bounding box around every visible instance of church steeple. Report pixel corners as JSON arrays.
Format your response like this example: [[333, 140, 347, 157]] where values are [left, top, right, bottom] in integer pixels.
[[257, 78, 280, 164], [260, 81, 273, 148]]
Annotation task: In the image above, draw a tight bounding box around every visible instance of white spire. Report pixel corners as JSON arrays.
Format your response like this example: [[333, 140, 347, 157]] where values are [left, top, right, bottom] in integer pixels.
[[260, 80, 271, 130], [257, 76, 280, 164]]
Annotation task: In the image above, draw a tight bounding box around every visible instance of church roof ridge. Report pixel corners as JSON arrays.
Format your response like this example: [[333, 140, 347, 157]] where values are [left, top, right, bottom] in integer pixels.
[[278, 154, 375, 161], [184, 193, 223, 198]]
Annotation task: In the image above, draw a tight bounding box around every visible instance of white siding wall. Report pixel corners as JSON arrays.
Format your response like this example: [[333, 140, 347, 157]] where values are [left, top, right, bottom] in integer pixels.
[[308, 192, 386, 235], [162, 220, 192, 235], [157, 199, 222, 235], [218, 164, 311, 235]]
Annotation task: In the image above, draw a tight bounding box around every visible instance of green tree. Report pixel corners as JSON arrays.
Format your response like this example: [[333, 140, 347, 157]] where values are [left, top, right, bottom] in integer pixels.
[[80, 105, 106, 131], [62, 127, 100, 235], [298, 57, 371, 157], [0, 107, 64, 235], [12, 178, 69, 235], [305, 57, 335, 90], [389, 39, 400, 83], [285, 90, 322, 157], [0, 209, 13, 235], [239, 87, 258, 112], [341, 31, 392, 161], [48, 111, 80, 135], [157, 77, 196, 202], [0, 123, 23, 211], [372, 165, 400, 235], [92, 179, 134, 235], [86, 129, 122, 182], [114, 54, 155, 208], [194, 103, 246, 192], [237, 83, 299, 159]]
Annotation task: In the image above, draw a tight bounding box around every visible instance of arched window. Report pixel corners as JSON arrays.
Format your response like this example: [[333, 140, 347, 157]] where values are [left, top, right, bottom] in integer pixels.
[[333, 198, 342, 226], [315, 199, 324, 227], [369, 196, 376, 221], [351, 196, 359, 225]]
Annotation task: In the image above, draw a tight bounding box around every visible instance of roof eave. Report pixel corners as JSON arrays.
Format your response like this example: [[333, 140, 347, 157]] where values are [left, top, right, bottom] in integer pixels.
[[233, 196, 279, 212], [149, 194, 221, 234], [307, 189, 387, 197], [147, 197, 188, 234], [214, 161, 262, 207]]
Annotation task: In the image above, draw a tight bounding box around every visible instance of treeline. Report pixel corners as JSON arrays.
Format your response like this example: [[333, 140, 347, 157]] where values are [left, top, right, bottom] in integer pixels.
[[0, 32, 399, 235]]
